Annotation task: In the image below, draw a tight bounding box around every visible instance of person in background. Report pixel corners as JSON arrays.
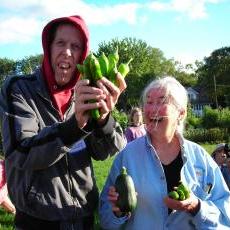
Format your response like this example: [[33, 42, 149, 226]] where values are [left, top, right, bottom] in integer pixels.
[[124, 107, 146, 143], [0, 159, 15, 214], [212, 143, 230, 189], [0, 15, 126, 230], [99, 76, 230, 229]]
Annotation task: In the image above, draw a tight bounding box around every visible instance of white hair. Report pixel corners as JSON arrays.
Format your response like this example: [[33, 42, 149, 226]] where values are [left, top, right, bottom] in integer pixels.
[[141, 76, 188, 134]]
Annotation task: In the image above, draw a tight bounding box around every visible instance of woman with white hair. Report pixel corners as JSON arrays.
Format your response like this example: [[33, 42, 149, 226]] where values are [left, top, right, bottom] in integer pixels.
[[99, 76, 230, 229]]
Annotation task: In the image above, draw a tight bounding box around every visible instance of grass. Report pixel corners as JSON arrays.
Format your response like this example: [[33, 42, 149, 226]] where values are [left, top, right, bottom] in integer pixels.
[[0, 208, 14, 230], [0, 143, 215, 229]]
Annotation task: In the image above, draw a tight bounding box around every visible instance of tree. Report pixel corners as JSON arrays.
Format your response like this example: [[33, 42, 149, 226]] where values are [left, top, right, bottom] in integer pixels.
[[0, 58, 17, 85], [196, 47, 230, 107], [19, 54, 43, 74]]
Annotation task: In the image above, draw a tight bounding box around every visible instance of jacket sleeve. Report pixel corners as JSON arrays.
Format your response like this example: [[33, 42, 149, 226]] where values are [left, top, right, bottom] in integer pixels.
[[192, 165, 230, 229], [84, 114, 127, 161], [0, 77, 126, 170], [184, 147, 230, 229]]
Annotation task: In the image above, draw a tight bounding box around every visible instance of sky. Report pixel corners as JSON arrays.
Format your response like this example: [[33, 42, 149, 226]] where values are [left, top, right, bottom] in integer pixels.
[[0, 0, 229, 65]]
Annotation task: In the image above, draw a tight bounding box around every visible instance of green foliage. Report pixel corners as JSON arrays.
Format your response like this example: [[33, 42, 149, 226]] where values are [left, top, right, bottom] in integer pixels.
[[201, 106, 230, 129], [112, 108, 128, 130], [196, 46, 230, 107], [0, 58, 17, 85], [202, 106, 219, 128], [218, 107, 230, 129], [174, 61, 198, 87], [186, 105, 202, 129], [19, 55, 43, 74], [185, 128, 228, 143], [186, 106, 230, 143], [0, 208, 14, 230]]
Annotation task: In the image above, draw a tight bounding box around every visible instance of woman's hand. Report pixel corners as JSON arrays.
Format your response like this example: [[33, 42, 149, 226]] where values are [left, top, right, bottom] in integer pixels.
[[164, 195, 200, 215], [96, 73, 127, 124], [107, 186, 126, 217]]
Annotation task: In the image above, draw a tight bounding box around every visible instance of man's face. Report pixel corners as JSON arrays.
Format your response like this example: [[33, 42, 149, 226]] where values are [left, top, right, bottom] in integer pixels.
[[50, 24, 84, 86]]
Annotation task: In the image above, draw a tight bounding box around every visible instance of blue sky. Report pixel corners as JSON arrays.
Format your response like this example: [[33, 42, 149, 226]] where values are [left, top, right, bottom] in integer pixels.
[[0, 0, 229, 65]]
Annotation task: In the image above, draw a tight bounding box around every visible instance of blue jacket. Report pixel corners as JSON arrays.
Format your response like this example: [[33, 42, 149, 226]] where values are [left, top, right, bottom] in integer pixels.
[[99, 134, 230, 230]]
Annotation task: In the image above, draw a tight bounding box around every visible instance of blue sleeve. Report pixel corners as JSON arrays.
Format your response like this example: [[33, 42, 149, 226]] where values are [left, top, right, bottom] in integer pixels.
[[193, 164, 230, 229]]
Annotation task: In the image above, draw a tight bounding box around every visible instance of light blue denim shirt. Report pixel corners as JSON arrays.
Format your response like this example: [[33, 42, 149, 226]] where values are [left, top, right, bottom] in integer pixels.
[[99, 134, 230, 230]]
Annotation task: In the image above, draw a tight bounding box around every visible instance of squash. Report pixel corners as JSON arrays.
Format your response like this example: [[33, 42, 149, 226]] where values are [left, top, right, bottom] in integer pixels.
[[115, 166, 137, 213]]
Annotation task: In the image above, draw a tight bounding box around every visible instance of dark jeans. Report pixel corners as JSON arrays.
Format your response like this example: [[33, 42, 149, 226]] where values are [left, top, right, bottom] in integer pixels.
[[15, 209, 94, 230]]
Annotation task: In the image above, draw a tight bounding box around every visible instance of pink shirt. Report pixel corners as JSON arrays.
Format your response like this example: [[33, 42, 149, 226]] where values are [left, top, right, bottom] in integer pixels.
[[0, 160, 8, 204], [125, 124, 146, 143]]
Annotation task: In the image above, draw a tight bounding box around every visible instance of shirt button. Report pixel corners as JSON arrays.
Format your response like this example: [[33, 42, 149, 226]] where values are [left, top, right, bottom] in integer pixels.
[[160, 176, 165, 180], [53, 85, 57, 90]]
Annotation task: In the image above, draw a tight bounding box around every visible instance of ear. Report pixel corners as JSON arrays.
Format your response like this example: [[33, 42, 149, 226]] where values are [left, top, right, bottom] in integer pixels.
[[178, 109, 186, 121]]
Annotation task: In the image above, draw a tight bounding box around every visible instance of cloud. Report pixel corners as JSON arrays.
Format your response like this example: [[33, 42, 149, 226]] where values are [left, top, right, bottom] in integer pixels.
[[172, 48, 212, 65], [0, 0, 222, 45], [0, 17, 40, 43], [147, 0, 220, 20], [40, 1, 141, 25], [0, 0, 141, 44]]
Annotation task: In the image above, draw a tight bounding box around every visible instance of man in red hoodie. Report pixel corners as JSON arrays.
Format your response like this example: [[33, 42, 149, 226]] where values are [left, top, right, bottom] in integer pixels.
[[0, 15, 126, 230]]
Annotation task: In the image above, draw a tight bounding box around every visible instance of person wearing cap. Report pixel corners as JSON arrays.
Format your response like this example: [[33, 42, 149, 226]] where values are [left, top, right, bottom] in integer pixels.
[[0, 15, 126, 230], [212, 143, 230, 189]]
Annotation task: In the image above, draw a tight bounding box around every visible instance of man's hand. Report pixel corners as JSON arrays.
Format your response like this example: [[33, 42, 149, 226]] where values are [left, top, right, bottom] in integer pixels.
[[74, 79, 106, 129], [96, 73, 127, 124], [74, 73, 126, 128]]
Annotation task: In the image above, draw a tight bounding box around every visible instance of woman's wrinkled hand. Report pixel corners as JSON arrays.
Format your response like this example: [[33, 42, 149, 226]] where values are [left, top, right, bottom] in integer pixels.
[[164, 194, 200, 215]]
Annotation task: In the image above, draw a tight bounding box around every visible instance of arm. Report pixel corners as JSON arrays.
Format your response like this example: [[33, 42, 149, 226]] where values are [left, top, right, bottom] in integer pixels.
[[85, 114, 126, 160], [0, 78, 95, 170], [73, 73, 127, 160], [192, 166, 230, 229], [1, 194, 15, 214]]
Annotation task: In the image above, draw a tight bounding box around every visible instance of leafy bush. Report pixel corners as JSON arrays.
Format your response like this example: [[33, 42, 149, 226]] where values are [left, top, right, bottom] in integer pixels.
[[201, 106, 230, 130], [202, 106, 219, 128], [218, 107, 230, 129], [185, 128, 228, 143], [112, 108, 128, 130]]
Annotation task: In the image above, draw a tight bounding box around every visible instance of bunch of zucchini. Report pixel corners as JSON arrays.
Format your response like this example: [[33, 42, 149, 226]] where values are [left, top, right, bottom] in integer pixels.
[[77, 47, 132, 120], [168, 181, 190, 200]]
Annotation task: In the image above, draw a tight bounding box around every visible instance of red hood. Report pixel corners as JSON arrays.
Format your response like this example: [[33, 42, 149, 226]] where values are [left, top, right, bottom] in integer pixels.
[[41, 15, 89, 117]]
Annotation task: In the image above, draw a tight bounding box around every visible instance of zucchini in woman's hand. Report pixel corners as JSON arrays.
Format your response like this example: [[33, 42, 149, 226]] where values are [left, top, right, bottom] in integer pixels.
[[115, 167, 137, 213]]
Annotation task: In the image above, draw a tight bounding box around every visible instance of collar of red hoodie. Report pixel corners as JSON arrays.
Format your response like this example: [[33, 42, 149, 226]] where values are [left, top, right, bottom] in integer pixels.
[[41, 15, 89, 119]]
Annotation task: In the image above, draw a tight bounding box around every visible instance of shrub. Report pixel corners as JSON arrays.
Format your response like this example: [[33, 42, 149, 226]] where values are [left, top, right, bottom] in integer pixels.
[[112, 108, 128, 130], [185, 128, 228, 143]]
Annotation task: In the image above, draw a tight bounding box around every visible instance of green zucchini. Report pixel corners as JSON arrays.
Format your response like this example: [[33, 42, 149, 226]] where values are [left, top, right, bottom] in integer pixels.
[[115, 166, 137, 213]]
